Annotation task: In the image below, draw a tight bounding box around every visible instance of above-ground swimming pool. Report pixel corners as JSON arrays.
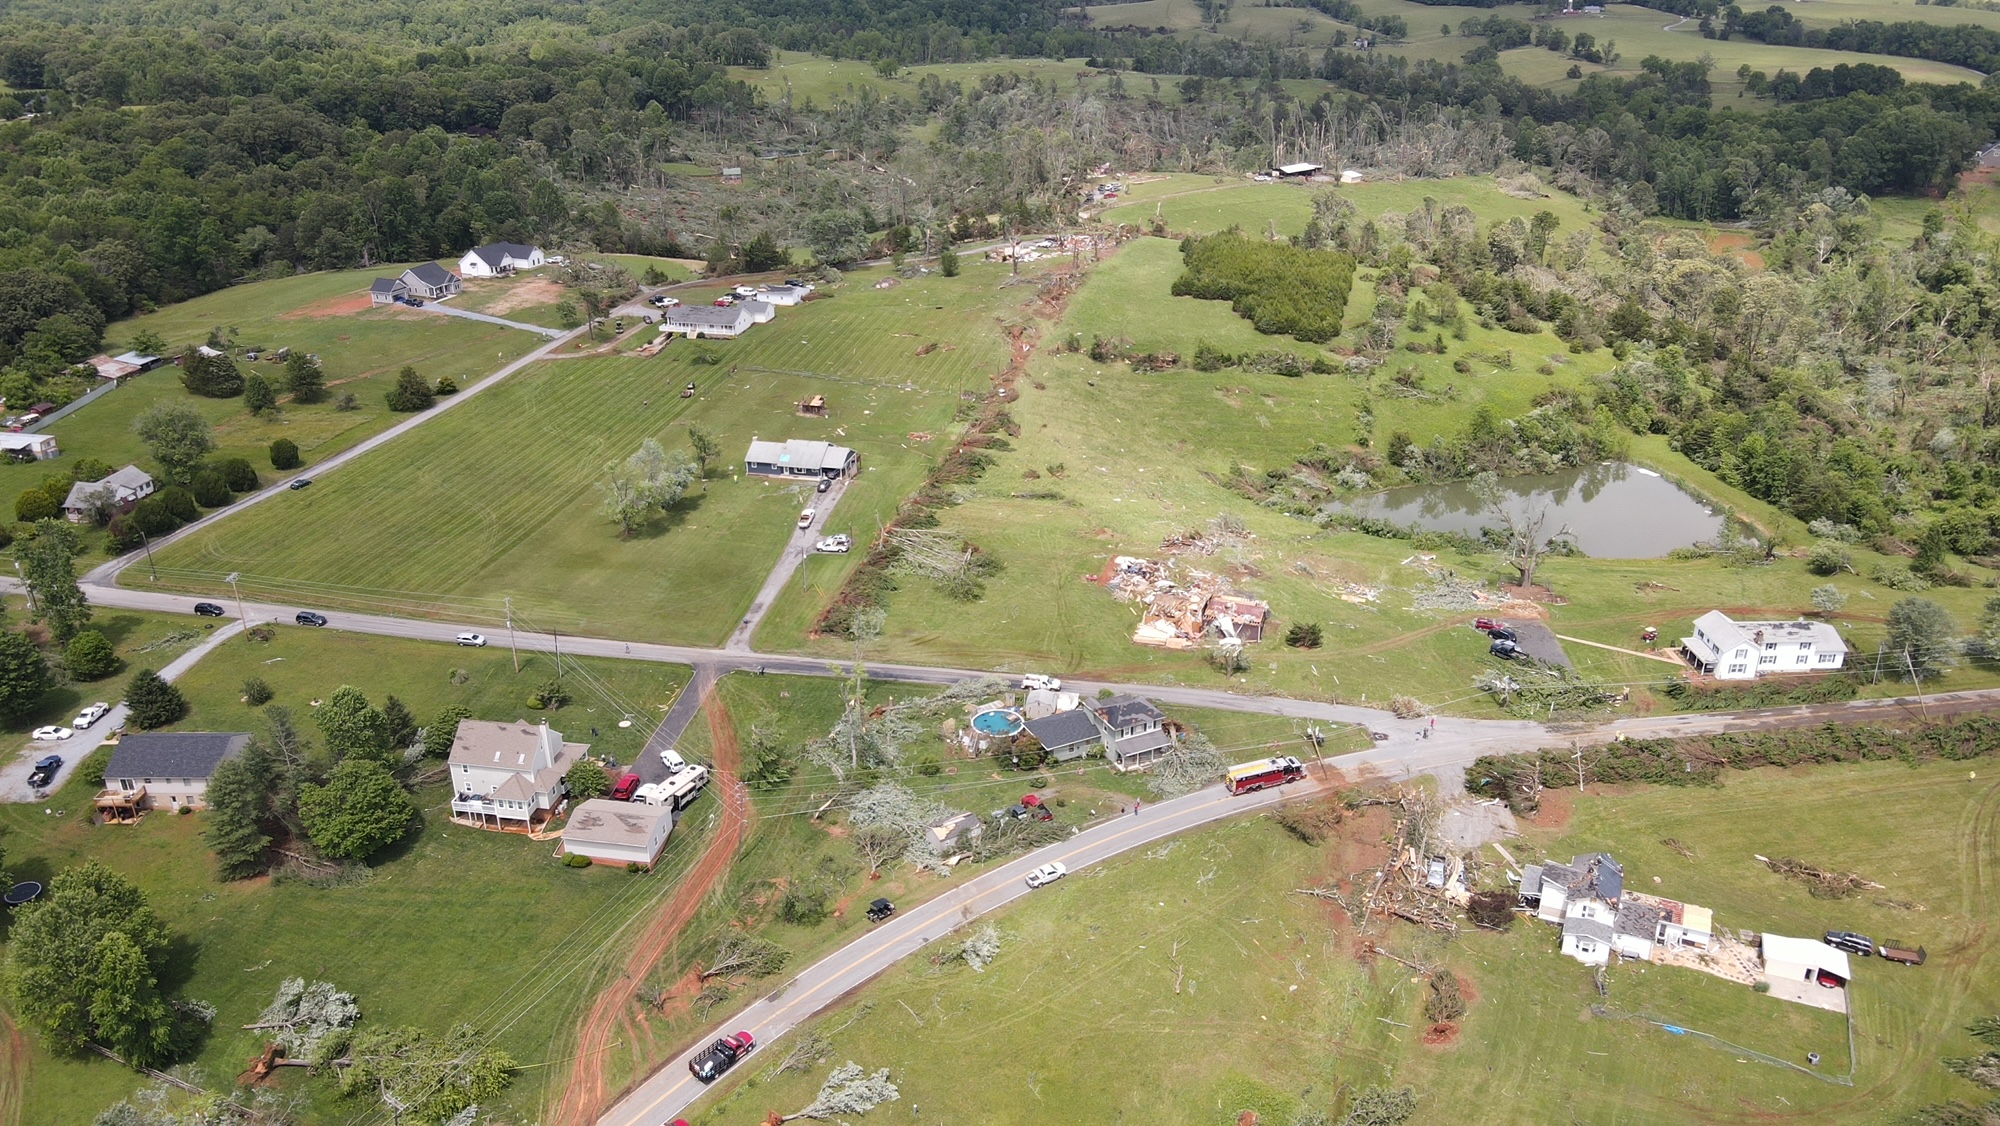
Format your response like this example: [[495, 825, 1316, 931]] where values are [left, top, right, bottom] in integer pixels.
[[971, 708, 1024, 737]]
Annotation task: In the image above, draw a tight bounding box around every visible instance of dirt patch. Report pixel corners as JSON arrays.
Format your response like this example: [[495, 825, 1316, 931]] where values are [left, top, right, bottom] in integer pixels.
[[1422, 1020, 1460, 1046], [473, 275, 567, 316], [283, 292, 375, 319], [1530, 786, 1576, 830], [552, 681, 752, 1126], [1707, 231, 1766, 271]]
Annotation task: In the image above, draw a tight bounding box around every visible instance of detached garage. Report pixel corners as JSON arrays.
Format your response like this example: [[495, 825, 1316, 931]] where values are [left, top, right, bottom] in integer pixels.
[[1760, 933, 1852, 1012], [562, 799, 673, 867]]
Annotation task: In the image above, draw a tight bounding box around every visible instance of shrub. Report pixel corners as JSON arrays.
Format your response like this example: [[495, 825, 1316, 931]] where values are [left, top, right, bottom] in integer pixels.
[[13, 489, 57, 523], [332, 392, 358, 411], [269, 438, 301, 470], [64, 630, 119, 681], [625, 861, 648, 874], [125, 668, 188, 728], [1870, 561, 1930, 591], [563, 852, 592, 868], [528, 680, 572, 710], [1285, 622, 1324, 648], [216, 457, 259, 492], [1806, 541, 1851, 576], [158, 486, 198, 522], [434, 376, 459, 396], [190, 470, 233, 507], [385, 366, 436, 412], [778, 881, 831, 925], [242, 677, 274, 706]]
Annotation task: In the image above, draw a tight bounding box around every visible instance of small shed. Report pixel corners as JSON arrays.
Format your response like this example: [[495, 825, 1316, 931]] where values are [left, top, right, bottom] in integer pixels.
[[1272, 162, 1323, 178], [1340, 169, 1364, 185], [0, 432, 59, 461], [562, 799, 674, 866], [798, 394, 827, 417], [927, 811, 985, 851]]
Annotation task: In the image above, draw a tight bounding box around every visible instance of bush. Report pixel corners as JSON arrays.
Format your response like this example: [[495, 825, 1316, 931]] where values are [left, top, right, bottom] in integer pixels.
[[528, 680, 571, 710], [125, 668, 188, 728], [64, 630, 119, 680], [625, 861, 648, 873], [158, 486, 198, 522], [385, 366, 436, 412], [1870, 561, 1931, 591], [778, 881, 831, 925], [1285, 622, 1324, 648], [216, 457, 259, 492], [564, 853, 593, 867], [190, 470, 233, 507], [242, 677, 274, 706], [333, 392, 359, 411], [434, 376, 459, 396], [1806, 541, 1851, 576], [14, 489, 57, 523], [269, 438, 301, 470]]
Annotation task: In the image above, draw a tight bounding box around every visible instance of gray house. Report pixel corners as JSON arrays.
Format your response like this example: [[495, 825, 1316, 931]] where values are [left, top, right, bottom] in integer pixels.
[[661, 303, 752, 338], [369, 277, 409, 304], [398, 262, 462, 300], [63, 465, 154, 523], [744, 438, 859, 480], [1022, 708, 1101, 762], [102, 732, 251, 811], [1089, 695, 1171, 772]]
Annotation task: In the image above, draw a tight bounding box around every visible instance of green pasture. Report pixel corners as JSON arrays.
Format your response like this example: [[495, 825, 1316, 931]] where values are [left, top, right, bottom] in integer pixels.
[[2, 632, 693, 1125], [136, 261, 1029, 645], [1096, 173, 1600, 242], [732, 52, 1136, 107]]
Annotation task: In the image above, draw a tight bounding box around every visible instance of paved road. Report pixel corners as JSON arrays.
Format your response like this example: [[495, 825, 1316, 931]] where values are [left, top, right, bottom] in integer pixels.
[[422, 301, 567, 338], [597, 769, 1329, 1126]]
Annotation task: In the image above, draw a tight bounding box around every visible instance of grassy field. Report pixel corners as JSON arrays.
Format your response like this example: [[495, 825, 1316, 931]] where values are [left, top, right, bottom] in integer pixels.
[[1096, 171, 1600, 241], [0, 603, 211, 749], [731, 51, 1139, 106], [3, 269, 539, 526], [2, 632, 693, 1125], [136, 260, 1032, 644], [684, 758, 2000, 1124]]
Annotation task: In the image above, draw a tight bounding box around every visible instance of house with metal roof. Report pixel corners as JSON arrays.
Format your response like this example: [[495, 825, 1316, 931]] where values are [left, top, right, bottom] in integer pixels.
[[661, 303, 753, 338], [744, 438, 859, 480], [0, 432, 60, 461], [447, 719, 587, 830], [1680, 611, 1847, 680], [101, 732, 251, 812], [458, 242, 545, 278], [757, 284, 812, 306], [561, 798, 673, 866]]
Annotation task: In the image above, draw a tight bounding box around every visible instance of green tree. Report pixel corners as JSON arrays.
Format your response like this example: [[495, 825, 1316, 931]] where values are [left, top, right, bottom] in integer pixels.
[[806, 210, 869, 266], [742, 230, 788, 272], [600, 438, 698, 535], [242, 372, 275, 415], [554, 299, 581, 329], [179, 349, 243, 398], [132, 402, 214, 485], [269, 437, 301, 470], [338, 1024, 515, 1123], [13, 488, 57, 523], [215, 457, 258, 493], [19, 519, 91, 643], [314, 685, 390, 764], [87, 929, 174, 1066], [189, 470, 232, 507], [423, 705, 469, 758], [1810, 584, 1848, 617], [127, 329, 167, 357], [297, 759, 415, 861], [242, 676, 273, 706], [124, 668, 188, 729], [1806, 541, 1850, 575], [1885, 597, 1960, 679], [381, 695, 418, 751], [284, 352, 325, 404], [7, 861, 170, 1054], [64, 629, 118, 680], [939, 245, 960, 277], [565, 759, 612, 801], [70, 458, 114, 482], [204, 737, 278, 880], [384, 366, 435, 412], [0, 631, 51, 722], [686, 424, 720, 480]]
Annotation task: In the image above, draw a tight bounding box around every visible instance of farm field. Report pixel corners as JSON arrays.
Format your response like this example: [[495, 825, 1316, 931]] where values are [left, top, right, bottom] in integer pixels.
[[731, 51, 1130, 106], [1096, 172, 1600, 242], [2, 631, 694, 1125], [685, 756, 2000, 1125], [133, 261, 1033, 644], [0, 268, 538, 524]]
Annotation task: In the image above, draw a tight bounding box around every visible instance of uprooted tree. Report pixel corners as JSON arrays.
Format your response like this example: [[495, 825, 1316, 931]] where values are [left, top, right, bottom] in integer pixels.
[[703, 934, 792, 981], [776, 1061, 901, 1122], [1473, 470, 1572, 589], [600, 438, 699, 536], [245, 977, 360, 1064]]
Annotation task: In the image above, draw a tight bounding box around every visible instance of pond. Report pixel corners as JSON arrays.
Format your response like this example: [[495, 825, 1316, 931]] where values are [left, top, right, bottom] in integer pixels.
[[1326, 463, 1731, 558]]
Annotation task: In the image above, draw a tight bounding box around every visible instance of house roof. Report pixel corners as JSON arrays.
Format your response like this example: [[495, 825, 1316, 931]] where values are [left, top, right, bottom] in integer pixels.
[[1094, 694, 1165, 728], [404, 262, 457, 287], [1679, 904, 1713, 935], [105, 732, 251, 781], [111, 351, 159, 368], [663, 304, 751, 327], [1762, 934, 1852, 979], [563, 798, 671, 846], [1550, 852, 1623, 901], [447, 720, 564, 771], [760, 284, 810, 300], [0, 433, 54, 451], [466, 242, 540, 268], [369, 278, 406, 294], [1615, 897, 1664, 941], [1687, 610, 1847, 658], [1110, 727, 1172, 757], [1022, 708, 1099, 751], [1520, 864, 1544, 898], [1274, 162, 1323, 174], [1563, 916, 1614, 944], [745, 438, 855, 471], [927, 811, 982, 845], [63, 467, 150, 510], [105, 465, 153, 492]]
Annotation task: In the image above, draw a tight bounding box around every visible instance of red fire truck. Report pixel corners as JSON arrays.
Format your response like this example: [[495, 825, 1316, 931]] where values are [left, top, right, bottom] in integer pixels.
[[1224, 756, 1306, 795]]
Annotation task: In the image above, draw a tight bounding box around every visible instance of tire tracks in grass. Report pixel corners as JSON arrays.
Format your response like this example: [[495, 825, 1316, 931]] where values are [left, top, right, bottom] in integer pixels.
[[551, 680, 750, 1126]]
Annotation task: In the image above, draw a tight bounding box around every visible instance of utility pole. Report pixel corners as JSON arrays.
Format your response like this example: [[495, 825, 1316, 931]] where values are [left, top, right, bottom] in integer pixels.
[[225, 571, 248, 631], [552, 630, 562, 680], [139, 529, 158, 582], [12, 559, 34, 616], [1903, 647, 1929, 721], [505, 596, 520, 673]]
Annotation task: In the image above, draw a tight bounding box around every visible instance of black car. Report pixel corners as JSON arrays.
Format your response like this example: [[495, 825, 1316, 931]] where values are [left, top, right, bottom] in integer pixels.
[[1825, 930, 1874, 957], [1489, 639, 1521, 659], [288, 477, 313, 490], [816, 477, 833, 493], [688, 1032, 755, 1082], [295, 611, 329, 627], [866, 897, 896, 922], [193, 602, 226, 617], [1486, 626, 1519, 642]]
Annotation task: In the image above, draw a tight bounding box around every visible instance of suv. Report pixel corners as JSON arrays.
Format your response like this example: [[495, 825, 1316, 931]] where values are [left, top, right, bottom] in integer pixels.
[[193, 602, 226, 617], [688, 1031, 755, 1082], [1824, 931, 1874, 957], [1486, 626, 1519, 642], [816, 534, 851, 554], [610, 773, 642, 801], [866, 897, 896, 922], [295, 611, 329, 627]]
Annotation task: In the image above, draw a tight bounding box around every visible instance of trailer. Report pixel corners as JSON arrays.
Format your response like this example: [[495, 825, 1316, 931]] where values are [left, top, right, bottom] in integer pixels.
[[1224, 755, 1306, 795], [1878, 942, 1927, 966], [635, 763, 711, 812]]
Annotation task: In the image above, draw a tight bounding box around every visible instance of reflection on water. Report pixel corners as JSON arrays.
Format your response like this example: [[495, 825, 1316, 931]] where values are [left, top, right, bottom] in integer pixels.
[[1327, 463, 1728, 559]]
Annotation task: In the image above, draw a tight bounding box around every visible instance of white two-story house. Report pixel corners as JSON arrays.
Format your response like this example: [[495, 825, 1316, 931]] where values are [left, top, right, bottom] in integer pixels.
[[1088, 694, 1172, 772], [1679, 611, 1847, 680], [448, 719, 587, 831]]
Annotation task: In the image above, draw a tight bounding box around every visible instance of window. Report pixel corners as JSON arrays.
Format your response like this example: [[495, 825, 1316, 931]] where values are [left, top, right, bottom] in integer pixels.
[[1798, 642, 1812, 651], [1796, 656, 1809, 665], [1759, 656, 1777, 665], [1728, 664, 1748, 674], [1818, 653, 1839, 664], [1765, 642, 1777, 651]]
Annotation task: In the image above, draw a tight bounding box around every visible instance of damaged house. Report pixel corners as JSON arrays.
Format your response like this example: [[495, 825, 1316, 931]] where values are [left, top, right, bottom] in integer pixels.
[[1104, 556, 1271, 650], [1522, 852, 1714, 967]]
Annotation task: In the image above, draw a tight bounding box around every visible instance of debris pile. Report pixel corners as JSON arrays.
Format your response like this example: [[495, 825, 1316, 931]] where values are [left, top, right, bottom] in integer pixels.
[[985, 233, 1112, 264], [1102, 555, 1270, 649], [1292, 788, 1464, 934]]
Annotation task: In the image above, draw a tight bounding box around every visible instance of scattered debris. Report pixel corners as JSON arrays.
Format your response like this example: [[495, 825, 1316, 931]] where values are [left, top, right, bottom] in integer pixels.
[[1757, 855, 1883, 899], [1101, 555, 1271, 650]]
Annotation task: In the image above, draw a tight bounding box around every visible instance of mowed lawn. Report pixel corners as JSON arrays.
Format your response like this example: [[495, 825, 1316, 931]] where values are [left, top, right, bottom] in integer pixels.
[[136, 262, 1025, 645], [688, 760, 2000, 1125], [2, 269, 538, 521], [1098, 172, 1601, 243], [3, 632, 695, 1125]]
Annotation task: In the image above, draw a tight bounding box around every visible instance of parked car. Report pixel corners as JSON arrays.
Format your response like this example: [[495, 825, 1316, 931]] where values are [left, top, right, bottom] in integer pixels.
[[1473, 617, 1500, 631], [1816, 969, 1844, 988], [610, 773, 643, 801], [815, 534, 851, 554], [32, 726, 73, 741], [785, 277, 805, 287], [688, 1031, 755, 1082], [1824, 931, 1874, 957], [454, 632, 487, 647], [1025, 862, 1068, 889], [27, 755, 60, 788], [1489, 639, 1520, 659], [193, 602, 226, 617], [1021, 674, 1062, 691], [1486, 626, 1519, 642], [866, 897, 896, 922], [649, 295, 680, 308], [713, 295, 736, 307], [288, 477, 313, 490], [732, 285, 759, 298], [1370, 730, 1390, 742], [797, 508, 816, 529], [816, 476, 833, 493], [74, 702, 110, 730], [295, 611, 329, 627]]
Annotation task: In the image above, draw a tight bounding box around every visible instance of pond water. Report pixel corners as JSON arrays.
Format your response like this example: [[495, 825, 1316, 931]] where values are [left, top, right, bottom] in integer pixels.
[[1327, 462, 1729, 558]]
